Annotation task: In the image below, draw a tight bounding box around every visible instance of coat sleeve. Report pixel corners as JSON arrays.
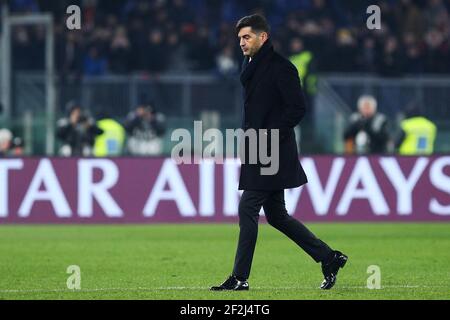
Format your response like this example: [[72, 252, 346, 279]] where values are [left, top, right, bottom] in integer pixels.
[[275, 60, 307, 130], [56, 118, 72, 141]]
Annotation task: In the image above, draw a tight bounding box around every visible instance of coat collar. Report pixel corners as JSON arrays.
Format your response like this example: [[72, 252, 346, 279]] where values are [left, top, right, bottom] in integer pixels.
[[240, 40, 274, 93]]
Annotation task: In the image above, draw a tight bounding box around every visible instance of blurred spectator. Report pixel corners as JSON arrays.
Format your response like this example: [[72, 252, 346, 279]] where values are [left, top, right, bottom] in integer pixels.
[[216, 45, 238, 76], [142, 29, 167, 73], [169, 0, 195, 26], [309, 0, 333, 21], [289, 37, 317, 98], [1, 103, 23, 156], [83, 46, 108, 76], [396, 0, 425, 39], [165, 33, 190, 73], [396, 105, 437, 155], [357, 37, 377, 73], [333, 29, 357, 72], [12, 137, 25, 156], [344, 95, 390, 154], [378, 36, 403, 77], [186, 26, 216, 72], [56, 31, 84, 78], [0, 129, 24, 157], [424, 0, 449, 31], [109, 27, 131, 74], [56, 102, 103, 156], [6, 0, 450, 75], [402, 33, 424, 74], [94, 112, 126, 157], [0, 129, 13, 157], [124, 102, 166, 156], [424, 29, 450, 73]]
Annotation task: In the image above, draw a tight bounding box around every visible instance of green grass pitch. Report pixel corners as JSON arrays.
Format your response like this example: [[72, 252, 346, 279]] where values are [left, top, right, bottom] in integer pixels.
[[0, 223, 449, 300]]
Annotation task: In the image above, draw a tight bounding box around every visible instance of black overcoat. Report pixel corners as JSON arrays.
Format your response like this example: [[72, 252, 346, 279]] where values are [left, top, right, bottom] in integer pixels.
[[238, 40, 308, 190]]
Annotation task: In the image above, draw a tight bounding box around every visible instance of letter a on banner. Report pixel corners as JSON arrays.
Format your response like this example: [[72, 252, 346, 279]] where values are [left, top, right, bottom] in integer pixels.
[[337, 157, 389, 216], [143, 159, 196, 217]]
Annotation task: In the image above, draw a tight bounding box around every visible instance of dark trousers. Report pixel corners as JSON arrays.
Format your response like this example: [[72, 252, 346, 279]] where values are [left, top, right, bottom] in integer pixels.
[[232, 190, 333, 280]]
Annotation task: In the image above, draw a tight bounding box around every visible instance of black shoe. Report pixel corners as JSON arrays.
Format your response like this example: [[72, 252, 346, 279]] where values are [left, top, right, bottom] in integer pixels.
[[320, 251, 348, 290], [210, 275, 249, 291]]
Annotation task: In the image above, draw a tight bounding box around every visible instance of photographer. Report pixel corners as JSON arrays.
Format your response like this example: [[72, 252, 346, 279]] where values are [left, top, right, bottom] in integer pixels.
[[124, 102, 166, 156], [0, 129, 24, 157], [56, 102, 103, 156], [0, 103, 24, 157], [344, 95, 390, 154]]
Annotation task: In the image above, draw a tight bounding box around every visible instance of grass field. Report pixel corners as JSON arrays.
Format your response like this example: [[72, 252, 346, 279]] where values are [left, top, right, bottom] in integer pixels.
[[0, 223, 449, 300]]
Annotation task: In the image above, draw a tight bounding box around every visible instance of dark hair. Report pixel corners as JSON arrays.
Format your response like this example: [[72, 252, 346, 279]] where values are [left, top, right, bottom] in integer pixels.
[[236, 14, 270, 35], [65, 100, 81, 115]]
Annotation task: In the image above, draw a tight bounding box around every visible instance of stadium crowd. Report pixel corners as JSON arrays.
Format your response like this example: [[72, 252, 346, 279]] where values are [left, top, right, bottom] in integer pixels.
[[6, 0, 450, 76]]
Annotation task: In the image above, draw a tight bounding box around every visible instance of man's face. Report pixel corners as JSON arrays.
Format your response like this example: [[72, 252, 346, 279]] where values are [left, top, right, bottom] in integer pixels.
[[70, 107, 81, 123], [137, 106, 153, 120], [136, 106, 146, 117], [359, 102, 376, 118], [238, 27, 267, 57]]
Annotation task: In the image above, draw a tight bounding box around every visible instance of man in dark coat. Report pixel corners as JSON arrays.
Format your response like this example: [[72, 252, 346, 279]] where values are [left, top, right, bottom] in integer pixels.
[[211, 14, 348, 291]]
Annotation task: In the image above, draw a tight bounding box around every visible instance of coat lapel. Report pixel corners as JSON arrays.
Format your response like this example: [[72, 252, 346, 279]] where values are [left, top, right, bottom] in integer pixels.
[[244, 59, 271, 103], [240, 41, 274, 104]]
